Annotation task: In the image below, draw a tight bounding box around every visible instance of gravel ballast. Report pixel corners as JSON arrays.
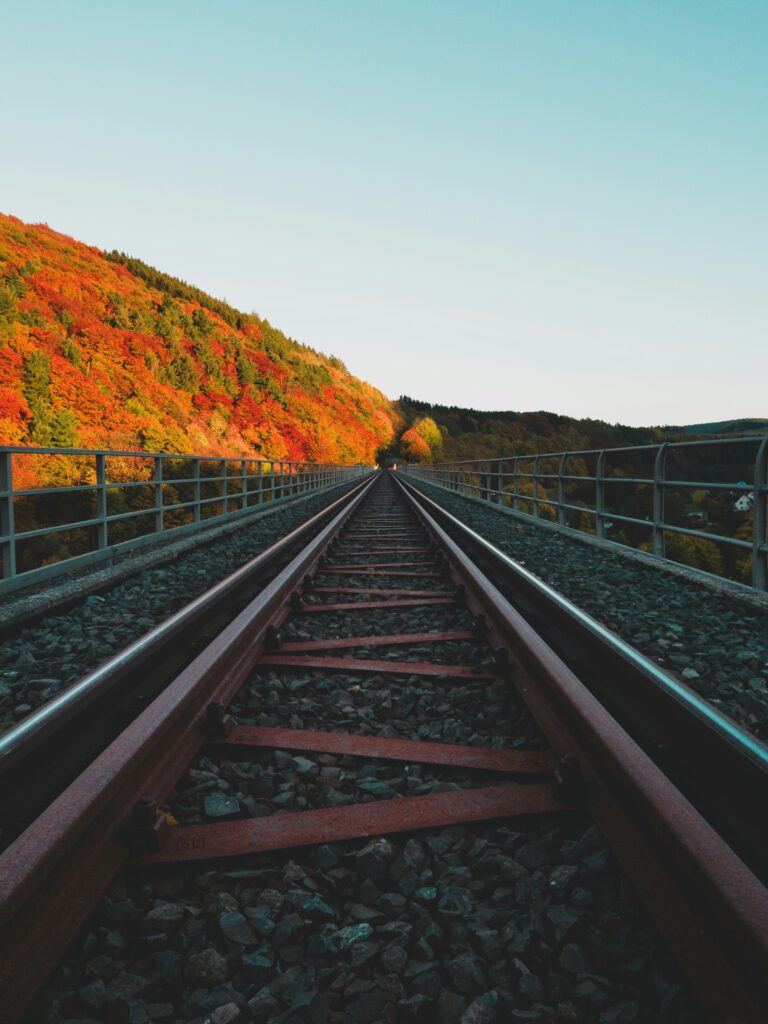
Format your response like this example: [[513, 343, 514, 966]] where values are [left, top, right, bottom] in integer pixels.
[[20, 475, 704, 1022], [30, 820, 698, 1024], [0, 482, 363, 726], [403, 479, 768, 740]]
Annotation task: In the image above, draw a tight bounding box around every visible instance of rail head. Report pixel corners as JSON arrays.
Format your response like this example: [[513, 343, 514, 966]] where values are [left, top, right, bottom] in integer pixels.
[[395, 474, 768, 775]]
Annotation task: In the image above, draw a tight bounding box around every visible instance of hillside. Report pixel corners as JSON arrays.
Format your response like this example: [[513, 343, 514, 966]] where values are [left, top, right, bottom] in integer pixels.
[[676, 419, 768, 437], [1, 213, 761, 479], [0, 213, 398, 463], [393, 396, 666, 462]]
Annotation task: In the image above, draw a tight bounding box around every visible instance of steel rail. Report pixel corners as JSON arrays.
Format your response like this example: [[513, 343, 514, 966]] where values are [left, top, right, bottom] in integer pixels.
[[0, 474, 374, 769], [392, 472, 768, 1023], [0, 474, 376, 835], [395, 474, 768, 876], [0, 471, 380, 1023]]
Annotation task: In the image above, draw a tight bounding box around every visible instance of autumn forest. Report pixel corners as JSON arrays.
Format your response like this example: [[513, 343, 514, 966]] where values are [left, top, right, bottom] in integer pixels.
[[0, 212, 758, 478]]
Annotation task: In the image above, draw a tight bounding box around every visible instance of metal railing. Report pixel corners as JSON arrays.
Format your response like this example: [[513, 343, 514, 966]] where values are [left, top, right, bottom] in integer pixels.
[[402, 435, 768, 592], [0, 445, 369, 594]]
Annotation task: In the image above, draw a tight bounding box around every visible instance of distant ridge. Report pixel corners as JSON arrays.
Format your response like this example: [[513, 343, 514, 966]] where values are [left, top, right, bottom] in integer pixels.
[[675, 419, 768, 437]]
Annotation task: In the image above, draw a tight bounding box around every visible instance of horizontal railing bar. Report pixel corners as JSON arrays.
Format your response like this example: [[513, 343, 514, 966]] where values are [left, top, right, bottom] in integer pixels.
[[1, 444, 353, 465], [660, 479, 756, 492], [658, 523, 754, 550], [426, 435, 764, 468], [10, 475, 338, 497]]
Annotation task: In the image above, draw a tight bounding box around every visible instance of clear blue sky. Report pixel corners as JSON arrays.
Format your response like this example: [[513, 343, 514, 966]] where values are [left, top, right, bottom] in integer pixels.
[[2, 0, 765, 426]]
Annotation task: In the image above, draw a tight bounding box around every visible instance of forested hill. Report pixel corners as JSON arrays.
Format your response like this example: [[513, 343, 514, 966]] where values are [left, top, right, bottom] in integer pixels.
[[676, 418, 768, 437], [0, 213, 760, 470], [394, 396, 667, 462], [0, 213, 398, 462]]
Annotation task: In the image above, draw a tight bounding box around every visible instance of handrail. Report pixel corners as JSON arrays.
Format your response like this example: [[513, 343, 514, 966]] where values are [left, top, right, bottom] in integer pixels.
[[401, 434, 768, 591], [0, 445, 370, 594]]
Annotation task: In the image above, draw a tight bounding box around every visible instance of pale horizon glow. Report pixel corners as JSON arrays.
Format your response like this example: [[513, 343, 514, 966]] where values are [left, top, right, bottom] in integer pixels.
[[1, 0, 766, 428]]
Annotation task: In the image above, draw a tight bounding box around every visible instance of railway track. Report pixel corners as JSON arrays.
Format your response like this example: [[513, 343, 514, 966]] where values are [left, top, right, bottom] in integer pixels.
[[1, 470, 767, 1023]]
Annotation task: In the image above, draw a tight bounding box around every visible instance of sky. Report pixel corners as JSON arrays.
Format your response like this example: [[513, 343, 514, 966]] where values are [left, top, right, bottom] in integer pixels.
[[1, 0, 766, 427]]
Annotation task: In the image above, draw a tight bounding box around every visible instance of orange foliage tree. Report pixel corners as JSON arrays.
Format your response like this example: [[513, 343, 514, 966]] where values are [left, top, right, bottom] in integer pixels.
[[0, 213, 396, 468]]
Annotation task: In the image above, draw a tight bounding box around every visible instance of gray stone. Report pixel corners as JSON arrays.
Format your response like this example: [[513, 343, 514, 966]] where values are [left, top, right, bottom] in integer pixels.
[[517, 971, 544, 1002], [79, 979, 108, 1011], [582, 850, 609, 875], [316, 844, 339, 869], [105, 929, 127, 953], [297, 894, 336, 920], [206, 892, 239, 916], [343, 990, 390, 1023], [461, 992, 500, 1024], [292, 755, 319, 776], [254, 888, 284, 914], [244, 906, 276, 938], [154, 950, 182, 988], [558, 943, 588, 974], [185, 948, 229, 985], [273, 913, 304, 946], [246, 993, 279, 1022], [349, 903, 382, 922], [427, 835, 455, 855], [399, 994, 434, 1021], [437, 989, 469, 1024], [145, 903, 184, 929], [438, 887, 473, 917], [350, 941, 380, 967], [449, 953, 487, 995], [240, 949, 274, 984], [269, 964, 314, 998], [337, 922, 373, 950], [210, 1003, 241, 1024], [381, 945, 408, 973], [546, 904, 579, 942], [403, 838, 427, 870], [146, 1004, 174, 1021], [219, 912, 256, 945], [357, 780, 397, 796], [410, 969, 442, 999], [204, 793, 242, 820], [548, 864, 579, 895]]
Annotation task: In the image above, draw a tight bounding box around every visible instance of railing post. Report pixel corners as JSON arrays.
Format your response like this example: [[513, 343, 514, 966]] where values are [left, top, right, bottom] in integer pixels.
[[95, 453, 108, 550], [513, 457, 520, 511], [595, 451, 606, 539], [753, 437, 768, 591], [533, 456, 541, 517], [193, 458, 201, 522], [153, 457, 164, 533], [557, 453, 567, 527], [653, 444, 668, 557], [221, 460, 229, 515], [0, 450, 16, 580], [241, 461, 247, 510]]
